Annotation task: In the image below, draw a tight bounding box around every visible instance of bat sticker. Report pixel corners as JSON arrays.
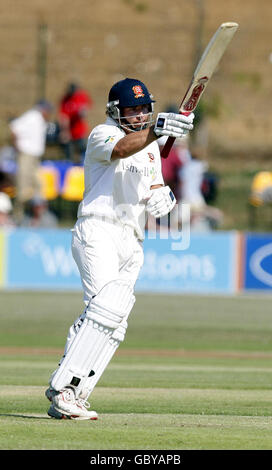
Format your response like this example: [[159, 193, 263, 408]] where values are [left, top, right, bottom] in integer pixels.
[[183, 77, 209, 112]]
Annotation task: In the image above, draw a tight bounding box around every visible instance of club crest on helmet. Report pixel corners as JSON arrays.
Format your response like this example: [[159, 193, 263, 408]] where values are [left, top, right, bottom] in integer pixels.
[[132, 85, 145, 99]]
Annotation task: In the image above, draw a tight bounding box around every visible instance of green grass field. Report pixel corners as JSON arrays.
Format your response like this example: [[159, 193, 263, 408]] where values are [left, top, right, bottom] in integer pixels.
[[0, 290, 272, 450]]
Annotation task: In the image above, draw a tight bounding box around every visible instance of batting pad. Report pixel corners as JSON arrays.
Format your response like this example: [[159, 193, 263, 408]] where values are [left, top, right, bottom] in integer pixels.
[[50, 319, 115, 393], [88, 279, 135, 329], [78, 332, 120, 400], [78, 318, 130, 400], [50, 279, 135, 394]]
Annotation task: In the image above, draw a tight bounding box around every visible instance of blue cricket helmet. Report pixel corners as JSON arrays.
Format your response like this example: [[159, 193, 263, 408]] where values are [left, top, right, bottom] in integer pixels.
[[108, 78, 155, 108], [106, 78, 155, 132]]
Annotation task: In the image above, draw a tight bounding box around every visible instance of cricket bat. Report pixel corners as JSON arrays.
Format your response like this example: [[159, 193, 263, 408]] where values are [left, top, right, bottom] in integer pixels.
[[160, 22, 239, 159]]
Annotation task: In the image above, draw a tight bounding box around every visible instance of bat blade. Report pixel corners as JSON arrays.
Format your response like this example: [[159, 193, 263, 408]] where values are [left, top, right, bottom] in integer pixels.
[[161, 22, 239, 159]]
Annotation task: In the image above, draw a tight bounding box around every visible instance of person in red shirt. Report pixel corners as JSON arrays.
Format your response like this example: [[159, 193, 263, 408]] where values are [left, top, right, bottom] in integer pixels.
[[59, 82, 93, 162], [160, 140, 184, 201]]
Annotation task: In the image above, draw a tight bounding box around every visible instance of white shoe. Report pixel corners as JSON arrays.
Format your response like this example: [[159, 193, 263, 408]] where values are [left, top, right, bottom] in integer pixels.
[[47, 387, 98, 420]]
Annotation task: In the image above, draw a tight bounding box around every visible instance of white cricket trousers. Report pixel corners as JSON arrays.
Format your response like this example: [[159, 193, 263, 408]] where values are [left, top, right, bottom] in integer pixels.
[[49, 216, 144, 398], [71, 216, 144, 305]]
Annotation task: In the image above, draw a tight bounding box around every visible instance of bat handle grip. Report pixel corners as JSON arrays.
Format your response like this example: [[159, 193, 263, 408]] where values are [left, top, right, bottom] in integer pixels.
[[160, 111, 191, 159], [161, 137, 175, 159]]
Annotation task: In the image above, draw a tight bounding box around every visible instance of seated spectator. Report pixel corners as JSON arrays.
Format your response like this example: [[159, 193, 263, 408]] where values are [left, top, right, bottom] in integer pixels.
[[249, 171, 272, 207], [0, 145, 17, 174], [20, 197, 59, 228]]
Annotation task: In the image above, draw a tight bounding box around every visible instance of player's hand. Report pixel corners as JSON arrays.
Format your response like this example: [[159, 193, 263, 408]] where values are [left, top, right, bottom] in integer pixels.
[[154, 112, 194, 138], [145, 185, 176, 218]]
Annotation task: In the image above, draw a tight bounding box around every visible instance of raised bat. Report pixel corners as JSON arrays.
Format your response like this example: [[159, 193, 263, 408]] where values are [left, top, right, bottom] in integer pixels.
[[161, 22, 239, 158]]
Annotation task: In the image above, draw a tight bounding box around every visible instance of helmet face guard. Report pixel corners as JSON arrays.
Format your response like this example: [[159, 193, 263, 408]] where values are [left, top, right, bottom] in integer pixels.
[[106, 78, 155, 132], [106, 100, 154, 132]]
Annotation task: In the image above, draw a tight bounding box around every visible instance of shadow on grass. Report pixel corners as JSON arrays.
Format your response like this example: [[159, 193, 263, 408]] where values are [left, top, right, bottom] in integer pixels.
[[0, 413, 49, 420]]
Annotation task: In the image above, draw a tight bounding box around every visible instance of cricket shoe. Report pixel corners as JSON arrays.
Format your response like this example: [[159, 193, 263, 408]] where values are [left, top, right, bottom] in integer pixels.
[[47, 387, 98, 420], [45, 387, 57, 402]]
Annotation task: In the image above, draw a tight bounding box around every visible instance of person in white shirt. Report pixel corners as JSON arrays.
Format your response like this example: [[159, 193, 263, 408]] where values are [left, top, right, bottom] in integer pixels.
[[9, 100, 53, 222], [0, 192, 15, 228], [45, 78, 194, 420]]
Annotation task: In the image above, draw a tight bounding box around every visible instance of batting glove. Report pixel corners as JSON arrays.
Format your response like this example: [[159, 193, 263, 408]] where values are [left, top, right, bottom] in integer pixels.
[[154, 112, 194, 138], [146, 185, 176, 218]]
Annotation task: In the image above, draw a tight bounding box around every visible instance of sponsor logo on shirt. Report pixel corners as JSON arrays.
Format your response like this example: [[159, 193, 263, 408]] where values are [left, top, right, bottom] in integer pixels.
[[150, 167, 156, 180], [148, 153, 155, 162], [105, 136, 115, 143], [121, 161, 157, 179]]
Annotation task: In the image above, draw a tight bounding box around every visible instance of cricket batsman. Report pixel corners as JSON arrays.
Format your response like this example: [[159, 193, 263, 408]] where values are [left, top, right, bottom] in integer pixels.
[[45, 78, 194, 419]]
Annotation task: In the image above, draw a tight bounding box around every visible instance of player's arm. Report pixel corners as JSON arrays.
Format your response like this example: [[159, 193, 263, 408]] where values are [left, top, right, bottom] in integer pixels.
[[111, 126, 157, 160], [150, 184, 163, 189], [111, 113, 194, 161]]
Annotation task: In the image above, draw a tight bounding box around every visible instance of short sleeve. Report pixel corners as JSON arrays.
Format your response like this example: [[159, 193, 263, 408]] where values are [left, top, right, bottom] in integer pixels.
[[86, 124, 124, 163]]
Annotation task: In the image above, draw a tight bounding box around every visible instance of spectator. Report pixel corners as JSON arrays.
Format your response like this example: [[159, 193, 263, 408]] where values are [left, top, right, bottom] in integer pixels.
[[58, 82, 93, 163], [157, 105, 185, 200], [179, 151, 223, 231], [189, 101, 209, 160], [157, 104, 222, 232], [9, 100, 53, 223], [153, 136, 190, 232], [0, 145, 17, 175], [20, 196, 59, 228], [158, 135, 191, 201], [0, 192, 15, 228]]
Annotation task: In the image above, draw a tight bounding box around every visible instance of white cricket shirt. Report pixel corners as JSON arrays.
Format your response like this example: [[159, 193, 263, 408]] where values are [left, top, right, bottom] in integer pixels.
[[78, 117, 164, 239], [9, 108, 47, 158]]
